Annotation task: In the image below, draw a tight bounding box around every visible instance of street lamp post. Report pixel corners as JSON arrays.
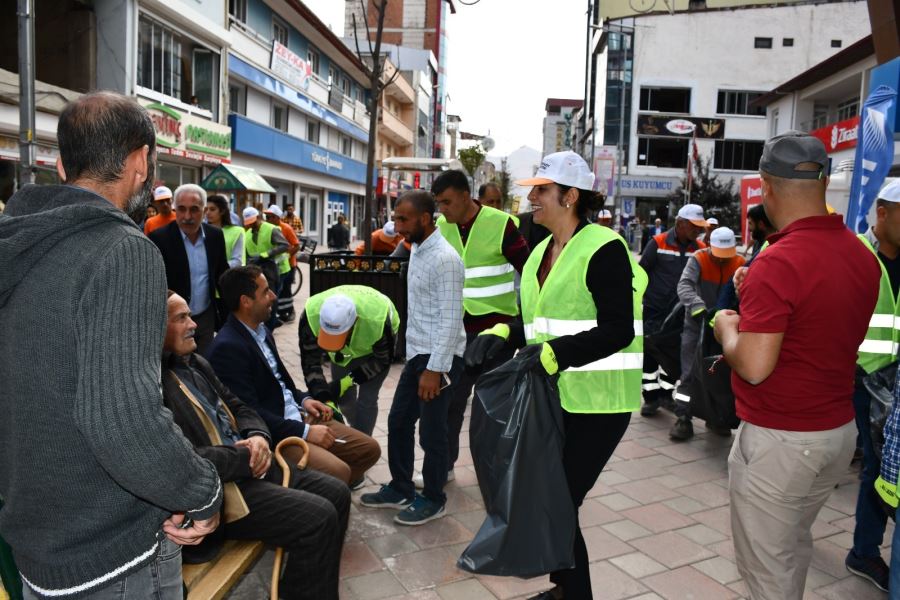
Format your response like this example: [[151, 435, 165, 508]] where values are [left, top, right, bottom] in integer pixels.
[[17, 0, 36, 188]]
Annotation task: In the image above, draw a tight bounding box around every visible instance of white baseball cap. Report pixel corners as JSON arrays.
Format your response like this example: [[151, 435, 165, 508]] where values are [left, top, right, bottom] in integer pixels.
[[599, 209, 612, 219], [383, 221, 397, 237], [153, 186, 173, 202], [878, 180, 900, 203], [264, 205, 283, 218], [676, 203, 708, 227], [242, 206, 259, 225], [516, 151, 595, 190], [710, 227, 737, 258], [706, 217, 719, 226], [318, 294, 357, 352]]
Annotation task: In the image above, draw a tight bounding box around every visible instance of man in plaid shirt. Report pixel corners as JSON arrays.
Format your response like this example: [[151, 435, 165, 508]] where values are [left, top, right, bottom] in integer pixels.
[[875, 368, 900, 593]]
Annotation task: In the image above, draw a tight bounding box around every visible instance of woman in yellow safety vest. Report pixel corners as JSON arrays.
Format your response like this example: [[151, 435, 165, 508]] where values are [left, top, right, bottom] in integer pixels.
[[205, 194, 246, 268], [469, 151, 647, 600]]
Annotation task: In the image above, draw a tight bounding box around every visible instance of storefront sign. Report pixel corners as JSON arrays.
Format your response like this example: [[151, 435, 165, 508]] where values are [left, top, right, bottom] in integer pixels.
[[810, 115, 860, 153], [740, 175, 762, 244], [0, 135, 59, 165], [615, 175, 681, 198], [141, 100, 232, 164], [271, 41, 312, 91], [311, 151, 344, 172], [637, 114, 726, 139]]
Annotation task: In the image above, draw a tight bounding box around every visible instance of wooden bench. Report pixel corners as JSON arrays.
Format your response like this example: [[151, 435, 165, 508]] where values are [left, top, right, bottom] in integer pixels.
[[182, 540, 266, 600]]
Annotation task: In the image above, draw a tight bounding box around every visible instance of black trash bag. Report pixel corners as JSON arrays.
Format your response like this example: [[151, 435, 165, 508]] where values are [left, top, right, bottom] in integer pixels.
[[865, 361, 898, 462], [457, 350, 576, 578], [689, 321, 740, 430], [644, 303, 684, 381]]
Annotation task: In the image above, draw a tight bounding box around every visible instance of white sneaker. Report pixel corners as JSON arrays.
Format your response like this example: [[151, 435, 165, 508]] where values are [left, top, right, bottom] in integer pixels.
[[413, 469, 455, 489]]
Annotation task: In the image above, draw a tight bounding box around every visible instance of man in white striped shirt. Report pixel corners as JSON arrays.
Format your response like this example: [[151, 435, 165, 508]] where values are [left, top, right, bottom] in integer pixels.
[[361, 190, 466, 525]]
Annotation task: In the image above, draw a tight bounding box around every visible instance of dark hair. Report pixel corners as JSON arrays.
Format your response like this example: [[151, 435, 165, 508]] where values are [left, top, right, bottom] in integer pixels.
[[219, 265, 263, 312], [556, 184, 604, 221], [478, 182, 500, 198], [396, 189, 436, 216], [431, 169, 470, 196], [207, 195, 232, 226], [747, 203, 773, 229], [57, 91, 156, 183]]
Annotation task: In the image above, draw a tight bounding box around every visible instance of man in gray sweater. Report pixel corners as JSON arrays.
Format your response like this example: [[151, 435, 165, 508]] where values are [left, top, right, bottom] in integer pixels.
[[0, 92, 223, 599]]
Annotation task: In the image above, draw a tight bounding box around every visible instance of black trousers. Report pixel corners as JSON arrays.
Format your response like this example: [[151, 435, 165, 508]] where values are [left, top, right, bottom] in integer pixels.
[[225, 467, 350, 600], [447, 331, 516, 467], [550, 411, 631, 600]]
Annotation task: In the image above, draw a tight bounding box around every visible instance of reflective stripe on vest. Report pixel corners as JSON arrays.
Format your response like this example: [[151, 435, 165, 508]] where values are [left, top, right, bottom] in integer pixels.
[[520, 224, 648, 413], [305, 285, 400, 366], [437, 206, 518, 317], [857, 234, 900, 373]]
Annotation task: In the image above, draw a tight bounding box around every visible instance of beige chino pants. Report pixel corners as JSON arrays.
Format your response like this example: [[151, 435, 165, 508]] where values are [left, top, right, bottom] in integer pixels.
[[728, 420, 856, 600]]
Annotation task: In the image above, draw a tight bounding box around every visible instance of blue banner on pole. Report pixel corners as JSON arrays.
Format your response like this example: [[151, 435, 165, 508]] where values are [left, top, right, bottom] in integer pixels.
[[847, 85, 897, 233]]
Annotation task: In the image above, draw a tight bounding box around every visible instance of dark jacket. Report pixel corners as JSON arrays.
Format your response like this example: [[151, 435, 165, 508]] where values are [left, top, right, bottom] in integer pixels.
[[0, 184, 222, 596], [639, 228, 705, 324], [161, 351, 271, 562], [149, 221, 228, 325], [206, 314, 311, 442]]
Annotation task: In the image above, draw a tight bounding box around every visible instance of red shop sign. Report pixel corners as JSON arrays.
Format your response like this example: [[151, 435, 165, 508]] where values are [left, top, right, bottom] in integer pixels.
[[811, 115, 860, 153]]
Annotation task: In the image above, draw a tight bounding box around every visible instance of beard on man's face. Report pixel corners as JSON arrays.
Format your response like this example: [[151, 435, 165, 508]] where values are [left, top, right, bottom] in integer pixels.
[[125, 154, 157, 224]]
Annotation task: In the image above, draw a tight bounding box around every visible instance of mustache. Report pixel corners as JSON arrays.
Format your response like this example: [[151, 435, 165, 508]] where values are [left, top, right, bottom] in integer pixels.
[[184, 329, 196, 340]]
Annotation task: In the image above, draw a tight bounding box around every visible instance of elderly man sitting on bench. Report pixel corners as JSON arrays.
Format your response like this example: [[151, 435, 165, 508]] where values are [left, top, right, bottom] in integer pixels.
[[161, 290, 349, 600]]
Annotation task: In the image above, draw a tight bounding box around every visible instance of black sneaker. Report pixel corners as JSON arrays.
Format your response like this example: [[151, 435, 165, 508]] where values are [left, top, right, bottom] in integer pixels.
[[669, 416, 694, 441], [640, 401, 660, 417], [360, 485, 414, 509], [845, 550, 889, 592]]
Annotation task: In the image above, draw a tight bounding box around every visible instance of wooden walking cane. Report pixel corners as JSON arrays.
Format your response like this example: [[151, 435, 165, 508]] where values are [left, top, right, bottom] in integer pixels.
[[271, 436, 310, 600]]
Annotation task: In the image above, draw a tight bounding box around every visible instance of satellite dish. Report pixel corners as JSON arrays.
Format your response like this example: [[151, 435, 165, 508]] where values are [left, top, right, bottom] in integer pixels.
[[482, 136, 495, 152]]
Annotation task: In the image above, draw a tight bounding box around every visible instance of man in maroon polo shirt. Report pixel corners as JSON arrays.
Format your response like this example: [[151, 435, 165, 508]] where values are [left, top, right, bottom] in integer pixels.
[[715, 131, 880, 600]]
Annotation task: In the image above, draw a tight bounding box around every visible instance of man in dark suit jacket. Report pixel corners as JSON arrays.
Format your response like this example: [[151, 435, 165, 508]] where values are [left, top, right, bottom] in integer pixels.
[[149, 184, 227, 354], [206, 265, 381, 487], [162, 290, 348, 600]]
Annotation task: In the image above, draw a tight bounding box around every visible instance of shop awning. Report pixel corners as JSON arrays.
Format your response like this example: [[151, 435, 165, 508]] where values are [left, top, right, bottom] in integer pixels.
[[201, 164, 276, 193]]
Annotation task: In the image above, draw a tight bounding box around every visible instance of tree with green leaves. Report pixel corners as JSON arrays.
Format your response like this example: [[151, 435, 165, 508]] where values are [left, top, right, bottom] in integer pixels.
[[493, 157, 513, 212], [457, 144, 486, 177], [668, 155, 740, 227]]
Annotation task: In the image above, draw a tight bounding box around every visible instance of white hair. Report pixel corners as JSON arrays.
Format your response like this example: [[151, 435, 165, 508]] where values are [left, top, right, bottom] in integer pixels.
[[173, 183, 207, 208]]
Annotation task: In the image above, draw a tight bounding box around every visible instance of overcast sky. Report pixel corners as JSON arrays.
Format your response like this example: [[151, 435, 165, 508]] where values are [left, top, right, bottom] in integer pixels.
[[303, 0, 589, 157]]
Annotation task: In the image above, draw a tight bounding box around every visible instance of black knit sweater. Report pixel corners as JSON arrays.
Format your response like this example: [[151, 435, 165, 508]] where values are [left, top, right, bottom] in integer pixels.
[[0, 185, 222, 598]]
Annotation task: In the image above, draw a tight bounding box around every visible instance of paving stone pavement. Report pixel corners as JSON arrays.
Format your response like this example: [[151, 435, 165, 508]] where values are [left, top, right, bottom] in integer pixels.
[[224, 269, 891, 599]]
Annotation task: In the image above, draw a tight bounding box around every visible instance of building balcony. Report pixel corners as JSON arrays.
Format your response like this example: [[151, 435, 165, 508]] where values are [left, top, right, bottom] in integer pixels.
[[378, 109, 414, 147], [229, 21, 370, 133]]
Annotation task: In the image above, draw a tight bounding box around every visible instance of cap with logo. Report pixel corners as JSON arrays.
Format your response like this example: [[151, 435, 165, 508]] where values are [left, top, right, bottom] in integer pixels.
[[318, 294, 358, 352], [878, 179, 900, 203], [709, 227, 737, 259], [243, 207, 259, 225], [153, 186, 173, 202], [759, 130, 828, 180], [264, 205, 283, 218], [676, 203, 708, 227], [383, 221, 397, 237], [515, 151, 595, 191]]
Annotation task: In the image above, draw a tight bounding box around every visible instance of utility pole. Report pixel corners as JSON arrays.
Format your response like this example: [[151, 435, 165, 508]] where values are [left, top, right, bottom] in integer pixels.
[[18, 0, 36, 188]]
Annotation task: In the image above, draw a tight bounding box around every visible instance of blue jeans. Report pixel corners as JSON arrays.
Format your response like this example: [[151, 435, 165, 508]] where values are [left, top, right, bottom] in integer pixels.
[[387, 354, 463, 505], [891, 521, 900, 598], [851, 383, 887, 559], [24, 536, 182, 599]]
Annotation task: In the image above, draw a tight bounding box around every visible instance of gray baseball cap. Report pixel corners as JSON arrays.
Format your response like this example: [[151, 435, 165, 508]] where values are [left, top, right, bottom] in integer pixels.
[[759, 130, 828, 180]]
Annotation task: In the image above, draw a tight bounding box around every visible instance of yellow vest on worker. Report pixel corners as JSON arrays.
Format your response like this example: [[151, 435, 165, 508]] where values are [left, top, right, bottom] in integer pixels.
[[246, 221, 289, 275], [305, 285, 400, 366], [222, 225, 246, 266], [437, 206, 518, 317], [520, 224, 648, 413], [857, 234, 900, 373]]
